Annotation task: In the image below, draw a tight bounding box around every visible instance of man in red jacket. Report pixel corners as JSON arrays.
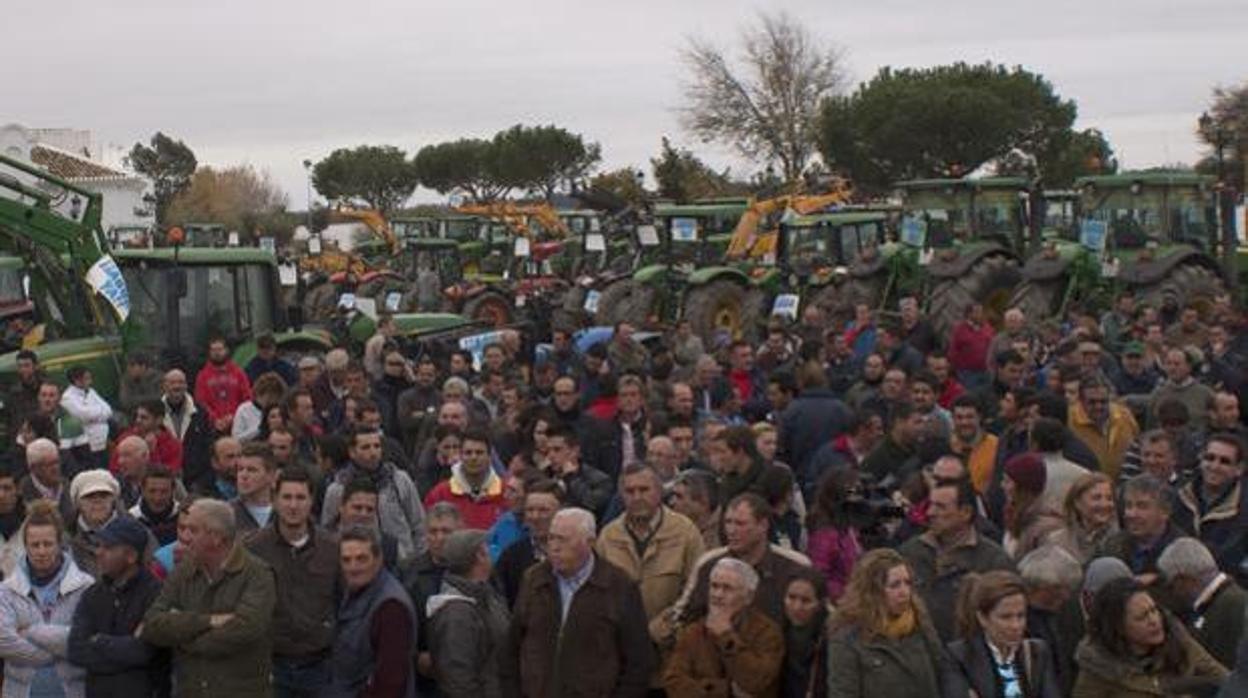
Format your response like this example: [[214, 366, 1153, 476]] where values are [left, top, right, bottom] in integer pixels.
[[947, 302, 996, 391], [194, 338, 253, 434], [110, 399, 183, 474]]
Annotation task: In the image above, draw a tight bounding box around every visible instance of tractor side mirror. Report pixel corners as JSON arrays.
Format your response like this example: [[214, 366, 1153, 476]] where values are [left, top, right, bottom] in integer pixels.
[[514, 237, 531, 257]]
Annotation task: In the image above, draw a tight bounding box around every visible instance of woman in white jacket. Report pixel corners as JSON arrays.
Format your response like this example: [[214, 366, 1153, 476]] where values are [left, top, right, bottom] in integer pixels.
[[0, 501, 92, 698], [58, 368, 112, 471]]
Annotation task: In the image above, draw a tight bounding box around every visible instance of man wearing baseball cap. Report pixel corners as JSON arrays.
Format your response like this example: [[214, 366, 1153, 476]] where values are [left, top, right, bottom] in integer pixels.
[[68, 516, 169, 696]]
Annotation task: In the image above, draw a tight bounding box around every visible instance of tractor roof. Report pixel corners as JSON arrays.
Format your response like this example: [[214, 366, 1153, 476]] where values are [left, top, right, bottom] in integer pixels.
[[113, 247, 278, 265], [788, 211, 889, 227], [654, 202, 749, 217], [404, 237, 461, 249], [895, 176, 1031, 190], [1075, 171, 1214, 188]]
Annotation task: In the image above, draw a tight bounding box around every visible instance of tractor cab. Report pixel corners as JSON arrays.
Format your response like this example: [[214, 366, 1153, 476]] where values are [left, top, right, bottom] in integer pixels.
[[778, 212, 887, 279], [1076, 173, 1217, 252], [115, 247, 302, 370], [652, 199, 749, 269], [896, 178, 1030, 252]]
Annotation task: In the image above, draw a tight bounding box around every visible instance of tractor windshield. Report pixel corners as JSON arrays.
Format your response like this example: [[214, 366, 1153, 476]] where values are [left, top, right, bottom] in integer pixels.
[[0, 267, 25, 309], [785, 225, 833, 272], [123, 263, 276, 352], [1084, 186, 1216, 250]]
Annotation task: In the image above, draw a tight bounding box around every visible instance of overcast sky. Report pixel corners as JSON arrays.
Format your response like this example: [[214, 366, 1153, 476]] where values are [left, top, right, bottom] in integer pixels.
[[4, 0, 1244, 208]]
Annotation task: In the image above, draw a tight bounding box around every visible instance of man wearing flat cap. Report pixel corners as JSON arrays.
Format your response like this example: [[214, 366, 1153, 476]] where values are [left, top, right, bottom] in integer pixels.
[[68, 516, 170, 697], [425, 529, 510, 698]]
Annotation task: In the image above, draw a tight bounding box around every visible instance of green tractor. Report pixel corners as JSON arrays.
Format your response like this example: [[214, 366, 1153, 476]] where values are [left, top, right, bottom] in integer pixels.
[[115, 246, 334, 371], [829, 177, 1026, 334], [1010, 172, 1229, 319], [592, 198, 748, 339], [758, 211, 892, 329], [0, 154, 130, 403]]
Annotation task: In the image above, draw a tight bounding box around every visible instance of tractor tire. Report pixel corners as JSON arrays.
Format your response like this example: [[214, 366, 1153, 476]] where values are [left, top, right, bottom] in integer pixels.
[[462, 292, 514, 327], [593, 279, 655, 327], [827, 274, 886, 328], [741, 288, 771, 344], [1134, 263, 1227, 318], [302, 281, 340, 323], [682, 279, 748, 346], [927, 254, 1021, 336], [1008, 278, 1064, 323]]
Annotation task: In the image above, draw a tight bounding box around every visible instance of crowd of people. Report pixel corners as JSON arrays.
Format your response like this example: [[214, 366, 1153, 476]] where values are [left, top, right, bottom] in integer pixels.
[[0, 288, 1246, 698]]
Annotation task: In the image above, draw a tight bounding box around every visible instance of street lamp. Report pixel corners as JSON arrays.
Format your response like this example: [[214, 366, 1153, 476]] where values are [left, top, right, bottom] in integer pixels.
[[1201, 111, 1237, 292], [302, 159, 314, 231]]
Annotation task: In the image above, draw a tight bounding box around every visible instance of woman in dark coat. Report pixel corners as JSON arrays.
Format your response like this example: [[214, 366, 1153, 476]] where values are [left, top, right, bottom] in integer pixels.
[[826, 548, 947, 698], [781, 567, 829, 698], [943, 570, 1061, 698]]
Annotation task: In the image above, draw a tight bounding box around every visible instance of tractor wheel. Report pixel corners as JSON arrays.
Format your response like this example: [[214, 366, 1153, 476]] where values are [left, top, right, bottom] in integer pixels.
[[741, 288, 771, 344], [302, 282, 340, 323], [927, 254, 1021, 335], [1008, 278, 1065, 323], [828, 274, 886, 328], [462, 292, 514, 327], [594, 279, 655, 327], [682, 279, 748, 346], [1135, 263, 1227, 319]]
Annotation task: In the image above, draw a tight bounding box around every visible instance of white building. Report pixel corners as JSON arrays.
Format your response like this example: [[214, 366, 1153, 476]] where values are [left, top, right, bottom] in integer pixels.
[[0, 123, 154, 235]]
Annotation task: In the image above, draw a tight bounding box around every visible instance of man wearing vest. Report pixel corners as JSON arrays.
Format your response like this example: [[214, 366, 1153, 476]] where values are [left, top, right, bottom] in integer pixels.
[[328, 526, 416, 698]]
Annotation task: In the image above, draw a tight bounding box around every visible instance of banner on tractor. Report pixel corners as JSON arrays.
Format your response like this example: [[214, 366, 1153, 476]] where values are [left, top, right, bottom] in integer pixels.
[[85, 255, 131, 322]]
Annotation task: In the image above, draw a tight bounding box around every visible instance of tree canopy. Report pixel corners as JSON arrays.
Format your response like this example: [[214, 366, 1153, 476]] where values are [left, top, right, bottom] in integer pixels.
[[650, 137, 743, 201], [126, 132, 197, 226], [311, 145, 420, 214], [166, 165, 289, 237], [414, 124, 601, 202], [817, 62, 1111, 191], [679, 12, 845, 183], [1196, 81, 1248, 191]]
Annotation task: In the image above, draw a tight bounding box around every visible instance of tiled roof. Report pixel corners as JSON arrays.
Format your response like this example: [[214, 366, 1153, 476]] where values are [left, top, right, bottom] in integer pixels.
[[30, 144, 129, 181]]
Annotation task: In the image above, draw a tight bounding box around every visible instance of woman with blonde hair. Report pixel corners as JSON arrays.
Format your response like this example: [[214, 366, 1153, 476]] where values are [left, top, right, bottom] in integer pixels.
[[1047, 472, 1117, 563], [826, 548, 946, 698], [944, 570, 1061, 698]]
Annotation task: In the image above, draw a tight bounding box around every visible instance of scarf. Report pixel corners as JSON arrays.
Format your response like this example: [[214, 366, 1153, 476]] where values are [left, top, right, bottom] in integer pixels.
[[881, 607, 917, 639]]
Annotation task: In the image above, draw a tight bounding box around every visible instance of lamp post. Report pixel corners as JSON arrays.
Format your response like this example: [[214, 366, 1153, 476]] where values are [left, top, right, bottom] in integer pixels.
[[302, 159, 314, 231], [1201, 112, 1237, 293]]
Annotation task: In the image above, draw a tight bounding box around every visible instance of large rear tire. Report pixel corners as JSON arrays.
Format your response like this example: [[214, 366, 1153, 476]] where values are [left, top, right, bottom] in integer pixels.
[[741, 288, 771, 345], [593, 279, 655, 327], [1008, 278, 1065, 323], [462, 292, 514, 327], [827, 274, 886, 329], [927, 254, 1021, 335], [1134, 263, 1227, 319], [302, 281, 340, 323], [682, 279, 748, 346]]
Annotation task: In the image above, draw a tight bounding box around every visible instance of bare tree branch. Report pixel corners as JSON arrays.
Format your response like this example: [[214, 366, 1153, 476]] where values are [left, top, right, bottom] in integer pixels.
[[678, 11, 845, 183]]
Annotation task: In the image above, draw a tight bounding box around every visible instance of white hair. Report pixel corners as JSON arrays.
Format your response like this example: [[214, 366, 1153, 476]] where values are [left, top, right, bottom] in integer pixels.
[[325, 348, 350, 371], [1018, 544, 1083, 590], [191, 499, 237, 542], [712, 557, 759, 594], [1157, 537, 1218, 581], [442, 376, 470, 395], [24, 438, 58, 465], [552, 507, 596, 542]]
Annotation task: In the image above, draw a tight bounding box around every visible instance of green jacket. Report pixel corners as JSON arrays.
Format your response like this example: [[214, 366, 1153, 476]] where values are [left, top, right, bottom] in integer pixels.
[[826, 619, 946, 698], [141, 544, 276, 698]]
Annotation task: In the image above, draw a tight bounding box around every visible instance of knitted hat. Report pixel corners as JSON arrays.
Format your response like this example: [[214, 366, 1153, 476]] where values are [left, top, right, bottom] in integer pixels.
[[70, 469, 119, 502], [1083, 557, 1132, 596], [441, 529, 488, 575], [1003, 453, 1046, 495]]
